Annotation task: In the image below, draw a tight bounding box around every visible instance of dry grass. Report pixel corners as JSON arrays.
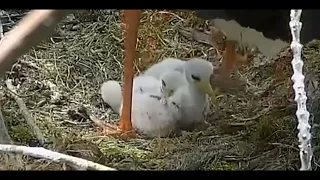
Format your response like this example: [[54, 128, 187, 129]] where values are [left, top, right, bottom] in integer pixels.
[[1, 9, 319, 170]]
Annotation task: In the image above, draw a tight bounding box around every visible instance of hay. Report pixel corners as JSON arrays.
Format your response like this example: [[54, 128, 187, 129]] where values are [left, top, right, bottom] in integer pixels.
[[1, 9, 318, 170]]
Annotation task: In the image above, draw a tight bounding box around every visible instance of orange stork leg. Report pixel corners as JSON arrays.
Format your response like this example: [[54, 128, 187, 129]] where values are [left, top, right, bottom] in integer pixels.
[[101, 10, 142, 139]]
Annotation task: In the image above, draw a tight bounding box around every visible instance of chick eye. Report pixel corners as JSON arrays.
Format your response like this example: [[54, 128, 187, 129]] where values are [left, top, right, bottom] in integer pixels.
[[191, 75, 201, 81]]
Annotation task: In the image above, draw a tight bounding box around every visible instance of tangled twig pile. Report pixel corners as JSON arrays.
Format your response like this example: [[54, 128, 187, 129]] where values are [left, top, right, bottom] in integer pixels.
[[0, 9, 319, 170]]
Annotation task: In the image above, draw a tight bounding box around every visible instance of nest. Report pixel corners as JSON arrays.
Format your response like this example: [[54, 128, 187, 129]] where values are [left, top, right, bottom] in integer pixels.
[[0, 9, 319, 170]]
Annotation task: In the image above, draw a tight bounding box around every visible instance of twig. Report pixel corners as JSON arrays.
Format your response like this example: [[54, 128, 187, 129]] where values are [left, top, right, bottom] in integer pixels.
[[0, 11, 4, 40], [0, 93, 12, 144], [226, 122, 255, 127], [0, 144, 116, 170], [268, 142, 299, 151], [62, 119, 91, 127], [0, 109, 12, 144], [0, 10, 73, 78], [5, 79, 46, 145], [0, 88, 25, 167], [85, 108, 118, 131], [231, 107, 271, 122]]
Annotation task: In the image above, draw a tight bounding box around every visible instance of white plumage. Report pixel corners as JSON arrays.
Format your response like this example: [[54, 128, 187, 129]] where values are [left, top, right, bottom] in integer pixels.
[[100, 57, 215, 137], [100, 73, 182, 138]]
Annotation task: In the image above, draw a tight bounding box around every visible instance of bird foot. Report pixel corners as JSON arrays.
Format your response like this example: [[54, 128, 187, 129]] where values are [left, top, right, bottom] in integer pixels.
[[101, 123, 138, 139]]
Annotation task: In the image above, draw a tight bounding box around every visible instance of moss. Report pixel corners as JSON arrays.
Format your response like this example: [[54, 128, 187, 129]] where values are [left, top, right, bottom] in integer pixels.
[[211, 161, 241, 170], [9, 125, 33, 143]]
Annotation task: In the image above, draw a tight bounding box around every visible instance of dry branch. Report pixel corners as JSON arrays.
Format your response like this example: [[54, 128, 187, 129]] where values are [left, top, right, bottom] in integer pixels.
[[5, 79, 46, 145], [0, 101, 12, 144], [0, 144, 116, 170], [0, 10, 72, 78], [0, 11, 4, 39]]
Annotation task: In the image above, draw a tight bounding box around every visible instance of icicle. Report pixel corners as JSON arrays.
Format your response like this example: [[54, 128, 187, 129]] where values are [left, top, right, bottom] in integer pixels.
[[289, 9, 312, 171]]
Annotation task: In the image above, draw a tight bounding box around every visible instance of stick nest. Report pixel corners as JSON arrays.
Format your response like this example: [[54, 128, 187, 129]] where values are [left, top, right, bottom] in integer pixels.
[[1, 9, 319, 170]]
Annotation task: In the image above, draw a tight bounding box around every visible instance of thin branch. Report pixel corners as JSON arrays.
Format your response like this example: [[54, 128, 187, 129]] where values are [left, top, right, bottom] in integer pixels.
[[0, 98, 12, 144], [0, 11, 4, 40], [0, 10, 73, 78], [0, 144, 116, 170], [0, 86, 24, 167], [5, 79, 46, 145]]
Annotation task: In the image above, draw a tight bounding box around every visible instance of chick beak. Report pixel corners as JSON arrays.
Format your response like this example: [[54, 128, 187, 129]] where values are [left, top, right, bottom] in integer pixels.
[[197, 81, 218, 99]]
